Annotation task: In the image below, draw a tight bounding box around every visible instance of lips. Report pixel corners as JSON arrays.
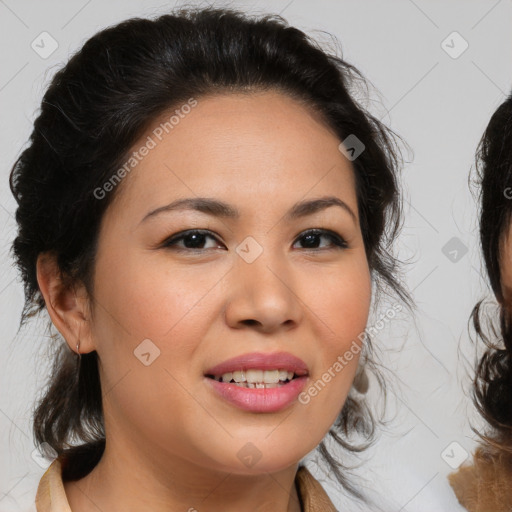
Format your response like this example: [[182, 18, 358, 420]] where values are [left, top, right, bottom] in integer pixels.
[[205, 374, 309, 412], [204, 351, 309, 378], [204, 351, 310, 412]]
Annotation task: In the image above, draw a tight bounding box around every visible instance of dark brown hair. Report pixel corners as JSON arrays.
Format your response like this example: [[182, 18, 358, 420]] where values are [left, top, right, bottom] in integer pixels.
[[9, 6, 411, 502], [471, 92, 512, 454]]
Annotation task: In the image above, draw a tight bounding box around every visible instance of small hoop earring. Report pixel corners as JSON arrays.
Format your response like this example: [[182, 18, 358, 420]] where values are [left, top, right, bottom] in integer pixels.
[[75, 339, 82, 384]]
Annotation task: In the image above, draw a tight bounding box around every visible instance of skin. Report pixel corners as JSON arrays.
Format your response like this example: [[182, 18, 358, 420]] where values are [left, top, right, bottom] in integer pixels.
[[37, 90, 372, 512], [501, 222, 512, 306]]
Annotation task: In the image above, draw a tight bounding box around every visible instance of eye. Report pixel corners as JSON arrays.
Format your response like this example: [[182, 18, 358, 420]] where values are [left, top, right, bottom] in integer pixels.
[[160, 228, 348, 253], [161, 230, 225, 251], [293, 229, 348, 250]]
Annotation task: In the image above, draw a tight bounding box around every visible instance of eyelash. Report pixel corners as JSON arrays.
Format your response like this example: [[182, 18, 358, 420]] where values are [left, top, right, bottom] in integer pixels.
[[161, 228, 348, 252]]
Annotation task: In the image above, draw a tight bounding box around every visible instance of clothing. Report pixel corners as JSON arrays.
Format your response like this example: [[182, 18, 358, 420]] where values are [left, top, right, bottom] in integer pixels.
[[448, 446, 512, 511], [35, 457, 338, 512]]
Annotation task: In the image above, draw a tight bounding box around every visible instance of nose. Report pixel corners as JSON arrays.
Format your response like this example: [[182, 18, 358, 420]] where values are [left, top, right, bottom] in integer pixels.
[[224, 249, 304, 333]]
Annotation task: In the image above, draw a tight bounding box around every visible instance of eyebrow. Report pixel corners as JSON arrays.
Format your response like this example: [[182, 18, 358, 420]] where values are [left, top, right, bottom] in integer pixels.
[[139, 195, 357, 225]]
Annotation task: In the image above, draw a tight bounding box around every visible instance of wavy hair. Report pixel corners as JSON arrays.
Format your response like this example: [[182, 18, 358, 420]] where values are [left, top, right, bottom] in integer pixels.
[[470, 93, 512, 454], [9, 6, 411, 501]]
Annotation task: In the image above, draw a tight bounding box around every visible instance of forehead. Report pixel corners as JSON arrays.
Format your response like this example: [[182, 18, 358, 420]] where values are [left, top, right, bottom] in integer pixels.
[[111, 90, 357, 216]]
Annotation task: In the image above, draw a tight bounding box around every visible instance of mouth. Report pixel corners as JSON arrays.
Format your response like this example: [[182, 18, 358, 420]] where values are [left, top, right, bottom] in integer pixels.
[[204, 351, 309, 380], [205, 368, 302, 389], [204, 373, 309, 413], [203, 352, 309, 413]]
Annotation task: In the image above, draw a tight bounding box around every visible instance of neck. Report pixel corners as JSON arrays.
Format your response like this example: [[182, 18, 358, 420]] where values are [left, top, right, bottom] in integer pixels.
[[63, 438, 303, 512]]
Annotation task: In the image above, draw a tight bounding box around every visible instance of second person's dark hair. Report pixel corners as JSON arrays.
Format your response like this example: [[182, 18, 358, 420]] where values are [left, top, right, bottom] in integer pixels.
[[471, 92, 512, 454]]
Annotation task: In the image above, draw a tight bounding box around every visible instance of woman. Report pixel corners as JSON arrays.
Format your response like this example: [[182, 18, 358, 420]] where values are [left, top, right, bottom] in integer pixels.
[[9, 7, 410, 511], [449, 94, 512, 510]]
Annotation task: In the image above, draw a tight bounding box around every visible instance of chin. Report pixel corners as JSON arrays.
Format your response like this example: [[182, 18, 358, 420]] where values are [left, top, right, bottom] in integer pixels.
[[207, 442, 308, 476]]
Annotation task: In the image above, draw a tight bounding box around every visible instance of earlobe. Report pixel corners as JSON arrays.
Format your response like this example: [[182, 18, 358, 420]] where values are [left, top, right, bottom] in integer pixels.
[[36, 251, 94, 354]]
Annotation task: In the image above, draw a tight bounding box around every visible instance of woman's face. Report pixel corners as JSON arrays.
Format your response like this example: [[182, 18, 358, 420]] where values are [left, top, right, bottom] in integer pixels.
[[86, 90, 372, 475]]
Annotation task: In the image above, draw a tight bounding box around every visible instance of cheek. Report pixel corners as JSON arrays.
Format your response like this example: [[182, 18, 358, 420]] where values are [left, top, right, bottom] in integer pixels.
[[95, 246, 222, 341], [297, 257, 371, 417], [91, 247, 228, 407], [304, 256, 371, 348], [91, 250, 219, 439]]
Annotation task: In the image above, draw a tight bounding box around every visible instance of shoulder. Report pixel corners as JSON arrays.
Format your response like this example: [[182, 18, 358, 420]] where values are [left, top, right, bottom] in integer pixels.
[[295, 465, 338, 512], [449, 446, 512, 511], [35, 458, 72, 512]]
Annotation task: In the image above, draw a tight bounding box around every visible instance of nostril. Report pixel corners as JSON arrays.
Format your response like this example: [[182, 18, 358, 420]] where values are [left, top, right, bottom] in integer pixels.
[[242, 319, 259, 327]]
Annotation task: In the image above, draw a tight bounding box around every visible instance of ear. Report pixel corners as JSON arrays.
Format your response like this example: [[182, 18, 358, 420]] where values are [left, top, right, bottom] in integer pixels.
[[36, 251, 95, 354]]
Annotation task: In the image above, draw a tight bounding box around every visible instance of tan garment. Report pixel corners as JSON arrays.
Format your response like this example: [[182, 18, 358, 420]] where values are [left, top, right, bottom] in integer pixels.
[[449, 447, 512, 511], [35, 457, 338, 512]]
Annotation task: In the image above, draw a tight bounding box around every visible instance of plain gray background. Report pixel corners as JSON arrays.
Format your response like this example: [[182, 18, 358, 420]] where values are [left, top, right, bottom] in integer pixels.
[[1, 1, 511, 510]]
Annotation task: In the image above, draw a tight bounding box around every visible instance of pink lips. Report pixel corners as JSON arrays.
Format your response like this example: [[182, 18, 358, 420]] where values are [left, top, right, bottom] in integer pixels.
[[204, 351, 309, 413]]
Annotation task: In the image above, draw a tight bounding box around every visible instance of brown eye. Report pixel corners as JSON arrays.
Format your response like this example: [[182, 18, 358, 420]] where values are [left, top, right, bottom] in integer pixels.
[[293, 229, 348, 250], [162, 230, 225, 251]]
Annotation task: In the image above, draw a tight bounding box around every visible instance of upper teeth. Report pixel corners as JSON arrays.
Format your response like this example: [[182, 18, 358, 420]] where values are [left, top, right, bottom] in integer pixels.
[[216, 369, 295, 383]]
